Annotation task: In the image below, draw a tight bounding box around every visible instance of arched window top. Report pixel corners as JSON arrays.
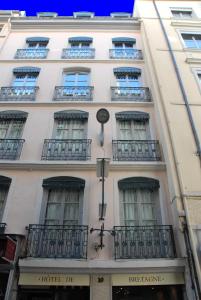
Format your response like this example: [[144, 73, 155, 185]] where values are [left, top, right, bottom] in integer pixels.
[[42, 176, 85, 190], [115, 111, 149, 121], [26, 37, 49, 43], [0, 175, 11, 188], [118, 177, 160, 190], [114, 67, 141, 75], [0, 110, 28, 120], [68, 36, 93, 43], [13, 67, 41, 74], [54, 110, 89, 120], [112, 37, 136, 44], [63, 67, 90, 74]]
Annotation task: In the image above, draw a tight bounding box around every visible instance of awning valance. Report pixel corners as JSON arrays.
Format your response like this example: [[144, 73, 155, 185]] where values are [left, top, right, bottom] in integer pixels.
[[0, 176, 11, 188], [43, 176, 85, 190], [26, 37, 49, 43], [54, 110, 89, 120], [114, 67, 141, 75], [112, 37, 136, 44], [0, 110, 28, 120], [118, 177, 160, 190], [115, 111, 149, 121], [13, 67, 41, 74], [68, 36, 93, 43]]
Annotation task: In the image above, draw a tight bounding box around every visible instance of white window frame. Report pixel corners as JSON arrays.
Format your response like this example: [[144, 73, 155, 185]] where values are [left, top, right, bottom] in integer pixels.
[[12, 73, 38, 87], [53, 118, 87, 140], [180, 31, 201, 50], [117, 119, 150, 140], [170, 7, 194, 19], [63, 71, 90, 87], [0, 119, 24, 139]]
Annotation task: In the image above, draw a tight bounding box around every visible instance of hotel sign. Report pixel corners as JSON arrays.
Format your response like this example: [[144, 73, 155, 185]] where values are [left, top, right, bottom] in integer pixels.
[[112, 273, 184, 286], [19, 273, 90, 286]]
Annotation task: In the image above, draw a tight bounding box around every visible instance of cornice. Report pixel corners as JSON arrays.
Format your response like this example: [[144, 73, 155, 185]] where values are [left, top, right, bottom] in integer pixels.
[[0, 101, 154, 108], [10, 18, 140, 31], [0, 161, 166, 171], [171, 20, 201, 28], [0, 59, 144, 64]]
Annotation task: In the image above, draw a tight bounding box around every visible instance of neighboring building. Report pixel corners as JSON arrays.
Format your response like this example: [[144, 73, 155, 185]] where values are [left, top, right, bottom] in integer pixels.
[[0, 2, 200, 299]]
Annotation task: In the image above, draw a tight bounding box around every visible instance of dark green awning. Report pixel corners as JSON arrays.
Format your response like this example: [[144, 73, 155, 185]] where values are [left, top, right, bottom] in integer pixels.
[[118, 177, 160, 190], [68, 36, 93, 43], [114, 67, 141, 75], [0, 175, 11, 188], [26, 37, 49, 43], [43, 176, 85, 190], [112, 37, 136, 44], [13, 67, 41, 74], [54, 110, 89, 120], [115, 111, 149, 121], [0, 110, 28, 120]]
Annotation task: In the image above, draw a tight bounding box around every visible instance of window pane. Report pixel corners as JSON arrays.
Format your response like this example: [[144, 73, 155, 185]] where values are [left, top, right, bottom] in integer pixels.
[[9, 121, 24, 138], [0, 189, 7, 220], [0, 121, 9, 138]]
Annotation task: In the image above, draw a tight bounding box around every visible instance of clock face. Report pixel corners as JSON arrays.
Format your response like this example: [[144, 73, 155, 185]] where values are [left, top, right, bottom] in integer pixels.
[[96, 108, 110, 124]]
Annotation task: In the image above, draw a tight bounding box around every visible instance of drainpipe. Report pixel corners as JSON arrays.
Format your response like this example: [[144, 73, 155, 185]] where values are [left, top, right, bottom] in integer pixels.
[[152, 1, 201, 298]]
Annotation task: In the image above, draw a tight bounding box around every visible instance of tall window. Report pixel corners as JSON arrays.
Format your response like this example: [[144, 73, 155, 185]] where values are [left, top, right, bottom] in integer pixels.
[[116, 73, 140, 89], [118, 119, 147, 140], [0, 176, 11, 221], [63, 72, 89, 87], [182, 33, 201, 49], [55, 119, 86, 139], [12, 73, 38, 88], [70, 41, 91, 48], [0, 119, 24, 139], [119, 177, 160, 226], [42, 177, 84, 225]]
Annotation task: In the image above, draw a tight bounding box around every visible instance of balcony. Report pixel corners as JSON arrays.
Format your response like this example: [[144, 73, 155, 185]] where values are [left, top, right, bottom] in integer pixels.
[[0, 139, 25, 160], [113, 225, 176, 259], [15, 48, 49, 59], [0, 223, 6, 234], [0, 87, 39, 101], [26, 224, 88, 259], [41, 139, 92, 161], [62, 48, 95, 59], [109, 49, 143, 59], [112, 140, 161, 161], [53, 86, 93, 101], [111, 87, 151, 102]]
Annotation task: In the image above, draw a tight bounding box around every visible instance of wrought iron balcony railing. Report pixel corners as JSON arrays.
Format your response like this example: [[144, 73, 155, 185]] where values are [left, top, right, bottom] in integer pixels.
[[109, 49, 143, 59], [111, 87, 151, 102], [15, 48, 49, 59], [62, 48, 95, 59], [53, 86, 93, 101], [113, 225, 176, 259], [26, 224, 88, 259], [0, 87, 39, 101], [0, 223, 6, 234], [41, 139, 92, 161], [0, 139, 25, 160], [112, 140, 161, 161]]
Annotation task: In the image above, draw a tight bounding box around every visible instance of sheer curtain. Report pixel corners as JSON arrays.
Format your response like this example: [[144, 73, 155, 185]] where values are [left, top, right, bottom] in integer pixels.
[[45, 189, 81, 225], [0, 189, 7, 220], [121, 188, 157, 226]]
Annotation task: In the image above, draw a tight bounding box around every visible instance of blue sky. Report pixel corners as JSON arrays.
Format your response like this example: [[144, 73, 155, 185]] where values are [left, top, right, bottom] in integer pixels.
[[0, 0, 134, 16]]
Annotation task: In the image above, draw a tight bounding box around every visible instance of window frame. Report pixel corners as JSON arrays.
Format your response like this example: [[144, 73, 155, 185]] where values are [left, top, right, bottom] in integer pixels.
[[117, 118, 150, 140], [0, 188, 9, 221], [180, 31, 201, 50], [12, 73, 38, 87], [0, 119, 25, 139], [170, 7, 194, 19], [53, 118, 87, 140]]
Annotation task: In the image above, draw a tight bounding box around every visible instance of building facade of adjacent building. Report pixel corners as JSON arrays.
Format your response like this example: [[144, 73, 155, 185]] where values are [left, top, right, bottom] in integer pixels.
[[0, 1, 200, 299]]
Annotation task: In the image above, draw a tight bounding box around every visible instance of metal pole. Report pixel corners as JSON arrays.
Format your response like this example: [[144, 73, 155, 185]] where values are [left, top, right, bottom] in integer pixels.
[[100, 158, 105, 220]]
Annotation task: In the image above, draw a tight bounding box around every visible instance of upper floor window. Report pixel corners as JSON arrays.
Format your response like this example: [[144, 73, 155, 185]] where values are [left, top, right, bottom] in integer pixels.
[[114, 67, 141, 88], [42, 176, 85, 225], [73, 12, 94, 19], [37, 12, 58, 18], [171, 8, 193, 18], [62, 37, 95, 59], [26, 37, 49, 49], [181, 33, 201, 49], [0, 176, 11, 221], [0, 110, 27, 159], [110, 12, 131, 18], [112, 37, 135, 49], [15, 37, 49, 59], [118, 177, 160, 226], [63, 72, 89, 87]]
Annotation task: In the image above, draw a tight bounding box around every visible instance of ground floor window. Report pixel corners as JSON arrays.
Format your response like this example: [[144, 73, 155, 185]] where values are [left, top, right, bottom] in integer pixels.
[[112, 285, 184, 300], [0, 273, 9, 300], [18, 286, 90, 300]]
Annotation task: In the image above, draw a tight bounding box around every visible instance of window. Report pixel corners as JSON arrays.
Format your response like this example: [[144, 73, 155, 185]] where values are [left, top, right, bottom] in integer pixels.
[[110, 12, 131, 18], [63, 72, 89, 96], [42, 176, 84, 225], [171, 9, 192, 18], [55, 119, 86, 139], [182, 33, 201, 49], [118, 119, 148, 140], [13, 73, 38, 88], [0, 110, 27, 160], [119, 177, 160, 226], [70, 41, 90, 48], [63, 37, 95, 59], [37, 12, 57, 18], [0, 176, 11, 221], [116, 73, 140, 89], [197, 72, 201, 84], [73, 12, 94, 19]]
